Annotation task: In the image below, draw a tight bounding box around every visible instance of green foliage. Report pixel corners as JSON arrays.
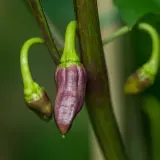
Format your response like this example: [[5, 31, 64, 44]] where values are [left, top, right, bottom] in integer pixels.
[[114, 0, 160, 28]]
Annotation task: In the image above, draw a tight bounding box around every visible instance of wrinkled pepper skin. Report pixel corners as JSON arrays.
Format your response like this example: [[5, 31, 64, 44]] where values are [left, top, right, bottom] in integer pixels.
[[26, 90, 52, 121], [124, 67, 154, 94], [54, 63, 87, 134]]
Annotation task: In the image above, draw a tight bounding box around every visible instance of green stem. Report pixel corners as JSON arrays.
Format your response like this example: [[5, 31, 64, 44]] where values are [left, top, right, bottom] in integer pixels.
[[142, 96, 160, 160], [103, 26, 130, 45], [138, 23, 160, 76], [27, 0, 60, 65], [73, 0, 128, 159], [103, 23, 159, 94], [60, 21, 80, 63], [103, 23, 160, 76], [151, 119, 160, 160], [20, 37, 44, 102]]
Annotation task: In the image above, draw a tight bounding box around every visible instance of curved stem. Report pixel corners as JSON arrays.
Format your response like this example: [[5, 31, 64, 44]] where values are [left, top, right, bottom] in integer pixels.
[[103, 23, 160, 76], [103, 26, 130, 45], [60, 21, 80, 63], [138, 23, 160, 75], [124, 22, 160, 94], [20, 37, 44, 90]]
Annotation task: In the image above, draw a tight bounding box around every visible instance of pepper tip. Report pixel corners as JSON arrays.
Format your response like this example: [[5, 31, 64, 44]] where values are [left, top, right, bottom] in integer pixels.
[[57, 123, 70, 135], [61, 135, 66, 139]]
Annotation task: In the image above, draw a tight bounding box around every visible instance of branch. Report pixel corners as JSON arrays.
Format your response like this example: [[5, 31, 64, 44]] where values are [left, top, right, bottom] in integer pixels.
[[103, 26, 130, 45], [45, 15, 64, 51], [25, 0, 61, 65], [73, 0, 128, 159]]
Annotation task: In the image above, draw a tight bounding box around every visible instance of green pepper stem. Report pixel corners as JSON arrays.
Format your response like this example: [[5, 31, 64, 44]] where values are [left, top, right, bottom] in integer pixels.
[[60, 21, 80, 63], [138, 23, 160, 76], [20, 37, 44, 94], [103, 26, 130, 45], [103, 22, 159, 77]]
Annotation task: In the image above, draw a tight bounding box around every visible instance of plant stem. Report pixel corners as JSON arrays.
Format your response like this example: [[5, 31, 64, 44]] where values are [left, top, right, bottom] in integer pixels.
[[20, 37, 44, 102], [124, 23, 160, 94], [27, 0, 60, 65], [60, 21, 80, 63], [138, 23, 160, 76], [142, 96, 160, 160], [103, 23, 159, 81], [103, 26, 130, 45], [20, 38, 43, 89], [73, 0, 128, 159], [45, 14, 64, 51], [103, 23, 160, 75]]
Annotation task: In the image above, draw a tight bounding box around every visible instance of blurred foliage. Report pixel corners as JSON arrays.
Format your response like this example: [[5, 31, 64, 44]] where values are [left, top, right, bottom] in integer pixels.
[[114, 0, 160, 27], [142, 95, 160, 160]]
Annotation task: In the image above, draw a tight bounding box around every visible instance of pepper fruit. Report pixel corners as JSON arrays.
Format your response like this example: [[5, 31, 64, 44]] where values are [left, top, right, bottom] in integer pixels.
[[124, 23, 160, 94], [124, 64, 155, 94], [20, 37, 52, 121], [54, 21, 87, 135]]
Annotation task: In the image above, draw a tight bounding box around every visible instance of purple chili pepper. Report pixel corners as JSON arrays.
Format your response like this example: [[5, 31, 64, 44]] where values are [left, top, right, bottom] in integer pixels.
[[54, 63, 87, 134], [53, 21, 87, 135]]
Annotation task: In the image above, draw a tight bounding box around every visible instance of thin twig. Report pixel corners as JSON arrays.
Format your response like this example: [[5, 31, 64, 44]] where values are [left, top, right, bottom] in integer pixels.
[[45, 14, 64, 51], [25, 0, 61, 65], [103, 26, 130, 45]]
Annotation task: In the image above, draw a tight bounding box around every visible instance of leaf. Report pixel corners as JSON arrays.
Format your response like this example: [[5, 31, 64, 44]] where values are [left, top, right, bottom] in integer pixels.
[[114, 0, 160, 28]]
